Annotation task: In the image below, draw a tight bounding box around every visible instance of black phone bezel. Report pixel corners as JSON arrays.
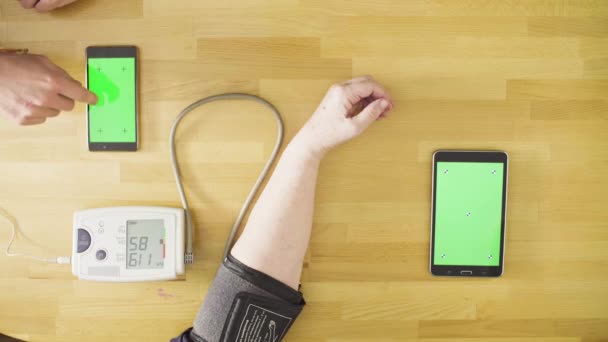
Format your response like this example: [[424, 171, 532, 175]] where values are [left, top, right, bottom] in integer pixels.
[[86, 46, 138, 152], [430, 150, 508, 277]]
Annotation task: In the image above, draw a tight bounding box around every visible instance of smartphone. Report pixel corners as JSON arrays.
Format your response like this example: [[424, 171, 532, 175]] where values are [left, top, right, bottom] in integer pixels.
[[86, 46, 138, 151], [430, 150, 508, 277]]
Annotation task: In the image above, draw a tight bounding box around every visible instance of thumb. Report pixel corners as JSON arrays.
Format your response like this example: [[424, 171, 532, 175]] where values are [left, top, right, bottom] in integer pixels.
[[352, 98, 390, 127]]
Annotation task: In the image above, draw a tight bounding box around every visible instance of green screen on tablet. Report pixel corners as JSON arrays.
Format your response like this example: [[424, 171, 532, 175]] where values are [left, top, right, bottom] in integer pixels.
[[433, 162, 504, 266]]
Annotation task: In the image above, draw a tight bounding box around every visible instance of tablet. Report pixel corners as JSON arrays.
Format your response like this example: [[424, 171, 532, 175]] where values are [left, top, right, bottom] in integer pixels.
[[430, 150, 508, 277]]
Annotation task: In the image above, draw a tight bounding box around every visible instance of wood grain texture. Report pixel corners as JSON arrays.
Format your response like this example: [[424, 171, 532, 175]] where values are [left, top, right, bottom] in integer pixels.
[[0, 0, 607, 341]]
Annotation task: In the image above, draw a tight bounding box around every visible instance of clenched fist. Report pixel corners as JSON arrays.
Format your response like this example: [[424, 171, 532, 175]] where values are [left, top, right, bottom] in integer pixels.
[[296, 76, 394, 158]]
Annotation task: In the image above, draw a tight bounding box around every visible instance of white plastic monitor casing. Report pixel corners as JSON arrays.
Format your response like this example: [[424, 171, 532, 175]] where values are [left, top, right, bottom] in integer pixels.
[[72, 206, 185, 282]]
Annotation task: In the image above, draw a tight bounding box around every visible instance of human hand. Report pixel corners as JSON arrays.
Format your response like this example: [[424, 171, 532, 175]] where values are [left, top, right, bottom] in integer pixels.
[[19, 0, 79, 12], [0, 53, 97, 125], [295, 76, 394, 158]]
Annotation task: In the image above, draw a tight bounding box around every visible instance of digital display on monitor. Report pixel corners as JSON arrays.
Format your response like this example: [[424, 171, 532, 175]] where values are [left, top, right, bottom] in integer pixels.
[[126, 219, 165, 269]]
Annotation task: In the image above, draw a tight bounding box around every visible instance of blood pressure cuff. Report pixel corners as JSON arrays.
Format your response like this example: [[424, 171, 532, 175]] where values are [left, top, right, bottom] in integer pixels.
[[173, 254, 305, 342]]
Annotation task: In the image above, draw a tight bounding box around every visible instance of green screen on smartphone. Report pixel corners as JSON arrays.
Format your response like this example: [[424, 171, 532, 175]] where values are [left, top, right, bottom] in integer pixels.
[[434, 162, 504, 266], [87, 57, 136, 143]]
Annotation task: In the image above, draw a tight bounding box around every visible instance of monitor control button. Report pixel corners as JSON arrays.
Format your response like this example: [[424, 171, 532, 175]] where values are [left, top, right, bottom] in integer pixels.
[[460, 270, 473, 276], [77, 228, 91, 253], [96, 249, 108, 261]]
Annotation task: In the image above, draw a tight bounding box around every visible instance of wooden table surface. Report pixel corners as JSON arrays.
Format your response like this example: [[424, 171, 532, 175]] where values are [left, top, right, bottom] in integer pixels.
[[1, 0, 607, 341]]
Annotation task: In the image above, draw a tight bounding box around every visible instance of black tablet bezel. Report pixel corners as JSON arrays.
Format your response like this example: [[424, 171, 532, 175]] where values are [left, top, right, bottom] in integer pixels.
[[430, 150, 508, 277], [86, 46, 139, 152]]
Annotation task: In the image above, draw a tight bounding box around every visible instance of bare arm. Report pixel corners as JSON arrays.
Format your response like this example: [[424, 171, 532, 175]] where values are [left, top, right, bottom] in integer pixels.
[[231, 76, 394, 289]]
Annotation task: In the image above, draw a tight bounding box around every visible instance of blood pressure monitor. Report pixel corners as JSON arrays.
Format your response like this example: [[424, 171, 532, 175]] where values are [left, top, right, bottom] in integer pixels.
[[72, 207, 185, 282]]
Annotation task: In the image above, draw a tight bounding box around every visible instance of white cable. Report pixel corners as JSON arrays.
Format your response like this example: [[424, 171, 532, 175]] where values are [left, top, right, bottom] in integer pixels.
[[169, 93, 284, 263], [1, 210, 71, 264]]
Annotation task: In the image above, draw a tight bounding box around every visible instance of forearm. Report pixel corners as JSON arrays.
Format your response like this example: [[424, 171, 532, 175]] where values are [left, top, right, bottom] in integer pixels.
[[245, 136, 321, 237], [231, 132, 322, 288], [230, 77, 393, 289]]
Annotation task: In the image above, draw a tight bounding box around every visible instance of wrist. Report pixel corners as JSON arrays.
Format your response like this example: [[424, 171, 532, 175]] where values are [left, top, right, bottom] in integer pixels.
[[287, 129, 327, 163]]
